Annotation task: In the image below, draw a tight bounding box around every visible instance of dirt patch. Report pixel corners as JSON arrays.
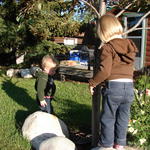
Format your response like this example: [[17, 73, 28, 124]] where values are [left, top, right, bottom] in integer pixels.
[[70, 132, 143, 150], [75, 145, 142, 150]]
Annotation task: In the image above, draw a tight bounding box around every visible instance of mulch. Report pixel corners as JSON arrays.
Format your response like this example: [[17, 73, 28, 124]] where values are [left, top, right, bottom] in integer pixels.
[[70, 131, 92, 150], [69, 131, 143, 150]]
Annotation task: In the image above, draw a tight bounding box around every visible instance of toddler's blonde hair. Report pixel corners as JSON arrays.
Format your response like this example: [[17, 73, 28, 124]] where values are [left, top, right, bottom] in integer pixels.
[[41, 55, 58, 70], [97, 14, 123, 43]]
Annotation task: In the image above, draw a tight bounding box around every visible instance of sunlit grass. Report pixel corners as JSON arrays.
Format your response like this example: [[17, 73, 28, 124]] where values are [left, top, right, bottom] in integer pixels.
[[0, 75, 92, 150]]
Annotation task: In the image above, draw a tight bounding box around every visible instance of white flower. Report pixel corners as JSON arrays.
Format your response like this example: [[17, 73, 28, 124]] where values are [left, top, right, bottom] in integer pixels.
[[133, 129, 138, 135], [128, 127, 134, 133], [128, 127, 138, 135], [141, 110, 145, 115], [128, 123, 131, 127], [139, 138, 146, 145], [132, 120, 136, 123], [141, 100, 145, 106]]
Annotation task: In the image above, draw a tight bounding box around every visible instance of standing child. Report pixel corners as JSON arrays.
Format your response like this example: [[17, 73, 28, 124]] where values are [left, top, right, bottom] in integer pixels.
[[35, 55, 58, 114], [89, 15, 138, 150]]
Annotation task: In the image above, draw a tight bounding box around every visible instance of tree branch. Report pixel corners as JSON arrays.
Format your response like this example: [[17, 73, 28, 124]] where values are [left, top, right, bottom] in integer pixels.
[[123, 11, 150, 35], [115, 3, 133, 18], [132, 27, 150, 31], [79, 0, 100, 18]]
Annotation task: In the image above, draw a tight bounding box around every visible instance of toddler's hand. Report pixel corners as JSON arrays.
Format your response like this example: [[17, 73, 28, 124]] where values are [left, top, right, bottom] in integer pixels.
[[40, 100, 47, 107], [89, 85, 94, 95]]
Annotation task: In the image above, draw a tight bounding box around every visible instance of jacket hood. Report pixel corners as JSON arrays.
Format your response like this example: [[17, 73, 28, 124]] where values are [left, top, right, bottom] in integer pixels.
[[108, 38, 138, 63]]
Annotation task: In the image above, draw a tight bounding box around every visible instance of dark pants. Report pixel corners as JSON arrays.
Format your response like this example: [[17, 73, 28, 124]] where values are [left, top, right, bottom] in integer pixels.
[[37, 98, 53, 114], [99, 81, 134, 147]]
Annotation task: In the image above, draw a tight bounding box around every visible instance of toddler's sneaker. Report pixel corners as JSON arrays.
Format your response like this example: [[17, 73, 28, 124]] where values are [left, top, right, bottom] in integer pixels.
[[91, 146, 115, 150], [113, 144, 125, 150]]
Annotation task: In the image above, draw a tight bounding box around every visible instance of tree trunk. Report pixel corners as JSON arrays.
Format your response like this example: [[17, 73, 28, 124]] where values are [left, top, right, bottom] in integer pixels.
[[91, 0, 106, 147], [91, 38, 101, 146]]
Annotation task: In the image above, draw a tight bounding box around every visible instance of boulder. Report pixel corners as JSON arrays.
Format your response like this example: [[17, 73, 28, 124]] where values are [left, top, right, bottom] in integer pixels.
[[22, 111, 71, 150], [39, 136, 76, 150], [22, 111, 69, 140]]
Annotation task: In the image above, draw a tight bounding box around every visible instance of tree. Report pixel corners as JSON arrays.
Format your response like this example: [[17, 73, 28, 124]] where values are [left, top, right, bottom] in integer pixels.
[[17, 0, 83, 55], [0, 0, 25, 65], [118, 0, 150, 12], [0, 0, 84, 66]]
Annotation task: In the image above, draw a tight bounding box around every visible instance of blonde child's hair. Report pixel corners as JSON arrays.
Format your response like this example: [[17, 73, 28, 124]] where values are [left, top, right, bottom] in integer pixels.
[[41, 55, 59, 70], [97, 14, 123, 43]]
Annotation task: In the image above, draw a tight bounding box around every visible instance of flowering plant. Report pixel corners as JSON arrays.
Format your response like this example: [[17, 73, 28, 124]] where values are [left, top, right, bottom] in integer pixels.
[[128, 67, 150, 148]]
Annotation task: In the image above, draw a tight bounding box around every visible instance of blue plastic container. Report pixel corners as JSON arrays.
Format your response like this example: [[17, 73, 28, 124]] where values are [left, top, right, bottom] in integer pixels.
[[69, 51, 80, 61]]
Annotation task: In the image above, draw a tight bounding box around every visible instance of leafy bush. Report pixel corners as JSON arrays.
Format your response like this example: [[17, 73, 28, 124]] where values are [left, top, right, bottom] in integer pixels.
[[0, 0, 83, 67], [128, 67, 150, 149], [23, 40, 74, 67]]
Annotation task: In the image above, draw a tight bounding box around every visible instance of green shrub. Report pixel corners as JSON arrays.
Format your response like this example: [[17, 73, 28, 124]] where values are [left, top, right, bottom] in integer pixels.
[[128, 67, 150, 149]]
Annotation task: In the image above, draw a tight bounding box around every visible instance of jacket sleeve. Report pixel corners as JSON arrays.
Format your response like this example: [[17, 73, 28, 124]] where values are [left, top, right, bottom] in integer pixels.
[[51, 81, 56, 97], [89, 45, 113, 87], [37, 76, 47, 101]]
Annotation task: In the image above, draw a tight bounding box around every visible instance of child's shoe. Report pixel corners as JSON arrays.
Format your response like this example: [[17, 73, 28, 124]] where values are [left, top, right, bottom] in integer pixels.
[[91, 146, 115, 150], [113, 144, 125, 150]]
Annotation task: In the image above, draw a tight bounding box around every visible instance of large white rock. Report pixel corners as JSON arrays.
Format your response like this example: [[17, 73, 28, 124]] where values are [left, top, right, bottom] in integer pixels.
[[22, 111, 69, 141], [39, 136, 76, 150], [22, 111, 73, 150]]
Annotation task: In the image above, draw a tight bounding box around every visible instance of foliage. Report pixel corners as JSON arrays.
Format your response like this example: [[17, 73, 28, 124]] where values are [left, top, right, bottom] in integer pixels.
[[0, 0, 83, 65], [16, 0, 82, 55], [117, 0, 150, 12], [73, 0, 96, 22], [23, 41, 74, 67], [0, 2, 24, 54], [18, 1, 82, 38], [128, 67, 150, 149], [75, 0, 150, 18]]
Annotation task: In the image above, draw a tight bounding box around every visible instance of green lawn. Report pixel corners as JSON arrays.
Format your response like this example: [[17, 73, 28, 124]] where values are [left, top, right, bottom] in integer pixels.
[[0, 74, 92, 150]]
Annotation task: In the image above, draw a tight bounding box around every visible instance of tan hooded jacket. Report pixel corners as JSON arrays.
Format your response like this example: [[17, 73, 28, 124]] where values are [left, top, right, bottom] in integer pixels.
[[89, 38, 138, 87]]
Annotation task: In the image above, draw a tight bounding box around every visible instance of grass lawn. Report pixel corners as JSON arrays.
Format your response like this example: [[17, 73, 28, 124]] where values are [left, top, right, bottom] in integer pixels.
[[0, 74, 92, 150]]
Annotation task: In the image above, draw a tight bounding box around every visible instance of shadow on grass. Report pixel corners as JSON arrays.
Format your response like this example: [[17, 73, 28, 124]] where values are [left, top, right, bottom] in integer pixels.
[[15, 110, 33, 130], [53, 97, 92, 134], [1, 78, 38, 129], [53, 98, 92, 150], [0, 67, 8, 77], [2, 78, 37, 111]]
